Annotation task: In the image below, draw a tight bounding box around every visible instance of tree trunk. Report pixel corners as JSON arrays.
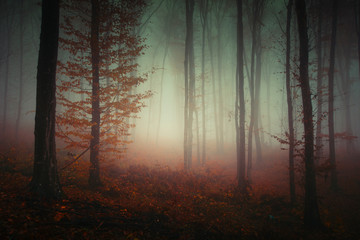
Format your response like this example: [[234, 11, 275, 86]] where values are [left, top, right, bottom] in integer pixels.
[[2, 2, 13, 139], [200, 0, 208, 165], [217, 24, 224, 153], [206, 19, 220, 151], [247, 8, 256, 182], [295, 0, 322, 228], [254, 32, 262, 163], [89, 0, 102, 188], [236, 0, 246, 192], [328, 0, 338, 191], [315, 0, 323, 163], [29, 0, 62, 199], [16, 0, 24, 144], [184, 0, 195, 171], [358, 2, 360, 84], [286, 0, 295, 205]]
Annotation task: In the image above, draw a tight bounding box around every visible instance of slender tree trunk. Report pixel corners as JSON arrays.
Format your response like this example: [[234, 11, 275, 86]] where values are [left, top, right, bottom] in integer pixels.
[[328, 0, 338, 191], [2, 3, 12, 139], [217, 23, 224, 153], [200, 0, 208, 165], [295, 0, 321, 228], [315, 0, 323, 163], [15, 1, 24, 144], [336, 43, 354, 154], [286, 0, 295, 205], [254, 33, 262, 163], [236, 0, 246, 192], [89, 0, 102, 188], [206, 21, 220, 151], [184, 0, 195, 171], [156, 2, 175, 144], [156, 40, 169, 145], [29, 0, 62, 199], [358, 5, 360, 85], [195, 109, 200, 165], [247, 3, 257, 182]]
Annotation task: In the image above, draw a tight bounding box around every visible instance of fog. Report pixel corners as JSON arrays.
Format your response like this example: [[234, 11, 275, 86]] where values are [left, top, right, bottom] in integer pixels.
[[1, 0, 359, 162], [1, 0, 360, 238]]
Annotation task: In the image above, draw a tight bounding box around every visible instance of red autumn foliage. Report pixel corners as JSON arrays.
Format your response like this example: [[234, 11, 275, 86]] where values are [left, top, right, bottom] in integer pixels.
[[1, 145, 360, 239]]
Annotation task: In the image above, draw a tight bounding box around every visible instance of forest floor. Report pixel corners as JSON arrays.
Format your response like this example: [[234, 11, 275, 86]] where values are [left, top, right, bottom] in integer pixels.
[[0, 145, 360, 239]]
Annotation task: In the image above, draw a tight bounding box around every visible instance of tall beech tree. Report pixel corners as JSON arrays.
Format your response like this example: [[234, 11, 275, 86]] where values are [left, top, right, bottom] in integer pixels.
[[57, 0, 148, 187], [29, 0, 62, 198], [295, 0, 321, 228]]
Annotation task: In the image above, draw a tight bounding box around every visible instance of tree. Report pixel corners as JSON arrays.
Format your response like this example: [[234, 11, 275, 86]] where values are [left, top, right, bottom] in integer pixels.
[[1, 0, 15, 140], [355, 0, 360, 82], [200, 0, 209, 165], [57, 0, 148, 186], [315, 0, 324, 163], [15, 0, 24, 144], [328, 0, 339, 190], [246, 0, 266, 181], [184, 0, 195, 170], [89, 0, 101, 187], [29, 0, 62, 199], [285, 0, 295, 205], [156, 0, 177, 145], [235, 0, 246, 191], [295, 0, 321, 228]]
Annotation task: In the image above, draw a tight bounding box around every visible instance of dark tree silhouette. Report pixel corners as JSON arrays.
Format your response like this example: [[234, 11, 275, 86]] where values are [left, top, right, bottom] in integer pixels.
[[285, 0, 295, 205], [315, 0, 324, 162], [328, 0, 339, 190], [295, 0, 321, 228], [89, 0, 102, 188], [29, 0, 62, 199], [235, 0, 246, 191], [200, 0, 209, 165]]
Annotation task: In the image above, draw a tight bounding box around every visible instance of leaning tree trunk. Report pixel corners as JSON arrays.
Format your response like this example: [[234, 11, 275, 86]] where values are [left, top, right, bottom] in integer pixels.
[[286, 0, 295, 205], [236, 0, 246, 192], [89, 0, 102, 188], [29, 0, 62, 199], [328, 0, 338, 191], [295, 0, 322, 228]]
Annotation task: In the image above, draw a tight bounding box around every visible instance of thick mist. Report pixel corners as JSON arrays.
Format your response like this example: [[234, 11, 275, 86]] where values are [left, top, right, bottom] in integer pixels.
[[0, 0, 360, 238]]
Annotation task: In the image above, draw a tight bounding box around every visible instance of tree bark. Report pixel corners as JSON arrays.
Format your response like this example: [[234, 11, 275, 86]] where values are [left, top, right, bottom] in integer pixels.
[[286, 0, 295, 205], [236, 0, 246, 192], [315, 0, 323, 163], [16, 0, 24, 144], [89, 0, 102, 188], [328, 0, 338, 191], [29, 0, 62, 199], [200, 0, 208, 165], [184, 0, 195, 171], [295, 0, 322, 228]]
